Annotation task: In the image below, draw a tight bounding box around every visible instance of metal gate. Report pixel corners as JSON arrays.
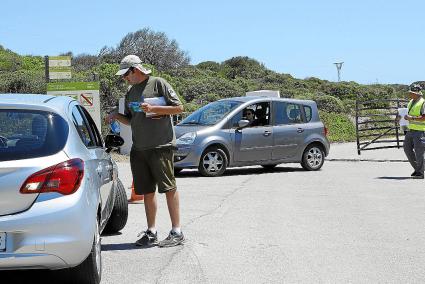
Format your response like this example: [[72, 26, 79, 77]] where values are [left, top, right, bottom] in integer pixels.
[[355, 95, 407, 155]]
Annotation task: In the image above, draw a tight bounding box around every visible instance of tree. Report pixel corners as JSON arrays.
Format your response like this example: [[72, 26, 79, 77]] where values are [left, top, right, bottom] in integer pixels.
[[100, 28, 190, 71], [222, 56, 267, 79], [73, 53, 99, 72]]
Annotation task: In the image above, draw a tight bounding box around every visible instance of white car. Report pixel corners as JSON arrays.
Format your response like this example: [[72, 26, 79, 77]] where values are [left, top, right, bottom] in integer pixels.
[[0, 94, 128, 284]]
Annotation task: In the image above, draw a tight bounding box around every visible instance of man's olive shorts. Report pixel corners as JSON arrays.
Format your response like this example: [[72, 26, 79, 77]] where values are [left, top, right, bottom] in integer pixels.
[[130, 147, 176, 194]]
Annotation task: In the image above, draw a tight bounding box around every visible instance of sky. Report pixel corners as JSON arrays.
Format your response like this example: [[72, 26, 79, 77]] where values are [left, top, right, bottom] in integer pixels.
[[1, 0, 423, 85]]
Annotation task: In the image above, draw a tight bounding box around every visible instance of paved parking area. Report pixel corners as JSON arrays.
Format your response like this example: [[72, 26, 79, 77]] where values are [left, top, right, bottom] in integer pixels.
[[4, 143, 424, 283]]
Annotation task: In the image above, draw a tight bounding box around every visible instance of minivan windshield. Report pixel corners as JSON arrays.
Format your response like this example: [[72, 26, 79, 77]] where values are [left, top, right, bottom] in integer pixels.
[[0, 109, 69, 162], [179, 100, 242, 126]]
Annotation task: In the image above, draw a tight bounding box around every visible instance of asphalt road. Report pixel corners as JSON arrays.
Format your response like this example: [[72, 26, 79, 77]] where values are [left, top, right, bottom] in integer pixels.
[[3, 143, 425, 283]]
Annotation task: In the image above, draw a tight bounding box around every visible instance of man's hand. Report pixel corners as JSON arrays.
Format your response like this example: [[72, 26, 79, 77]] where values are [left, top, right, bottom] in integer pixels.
[[105, 111, 117, 123], [141, 102, 154, 113], [405, 115, 415, 121]]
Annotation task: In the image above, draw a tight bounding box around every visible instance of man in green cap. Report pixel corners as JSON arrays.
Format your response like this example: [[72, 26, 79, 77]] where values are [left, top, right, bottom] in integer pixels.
[[403, 84, 425, 179], [108, 54, 185, 247]]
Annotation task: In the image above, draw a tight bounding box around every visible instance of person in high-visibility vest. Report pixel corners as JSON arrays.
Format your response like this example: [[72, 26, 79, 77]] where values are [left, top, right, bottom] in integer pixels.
[[403, 84, 425, 179]]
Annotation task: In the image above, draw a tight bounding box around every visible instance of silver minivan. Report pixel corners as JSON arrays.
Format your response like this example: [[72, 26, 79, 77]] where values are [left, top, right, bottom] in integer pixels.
[[174, 96, 330, 176]]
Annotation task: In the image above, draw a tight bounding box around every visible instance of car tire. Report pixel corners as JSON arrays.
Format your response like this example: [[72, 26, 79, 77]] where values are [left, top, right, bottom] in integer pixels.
[[70, 220, 102, 284], [198, 147, 228, 177], [103, 179, 128, 233], [261, 164, 277, 170], [301, 144, 325, 171]]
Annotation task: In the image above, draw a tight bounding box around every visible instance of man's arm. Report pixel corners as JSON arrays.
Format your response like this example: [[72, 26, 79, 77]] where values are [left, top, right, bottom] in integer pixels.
[[146, 77, 183, 116], [140, 104, 184, 116], [106, 111, 131, 125]]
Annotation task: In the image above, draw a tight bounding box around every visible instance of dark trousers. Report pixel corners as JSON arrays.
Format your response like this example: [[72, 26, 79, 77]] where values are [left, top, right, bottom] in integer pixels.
[[403, 130, 425, 174]]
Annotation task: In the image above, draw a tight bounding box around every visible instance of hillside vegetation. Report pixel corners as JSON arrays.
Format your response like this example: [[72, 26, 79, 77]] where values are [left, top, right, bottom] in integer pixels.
[[0, 28, 413, 142]]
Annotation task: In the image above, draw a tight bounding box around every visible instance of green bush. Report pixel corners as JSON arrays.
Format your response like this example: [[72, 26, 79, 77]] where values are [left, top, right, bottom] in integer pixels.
[[22, 56, 44, 71], [319, 111, 356, 142], [179, 76, 244, 102], [314, 95, 345, 113], [0, 47, 22, 72], [0, 70, 46, 93]]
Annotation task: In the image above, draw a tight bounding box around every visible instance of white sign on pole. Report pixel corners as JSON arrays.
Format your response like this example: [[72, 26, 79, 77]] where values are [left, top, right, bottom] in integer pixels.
[[47, 82, 102, 132], [49, 56, 72, 80]]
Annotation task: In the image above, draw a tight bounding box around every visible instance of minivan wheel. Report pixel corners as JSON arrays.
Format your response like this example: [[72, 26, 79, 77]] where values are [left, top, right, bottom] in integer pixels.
[[70, 220, 102, 284], [103, 179, 128, 233], [301, 145, 324, 171], [198, 147, 228, 177]]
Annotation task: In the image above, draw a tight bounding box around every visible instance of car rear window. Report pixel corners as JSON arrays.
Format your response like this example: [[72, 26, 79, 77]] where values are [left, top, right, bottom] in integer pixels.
[[0, 109, 68, 161]]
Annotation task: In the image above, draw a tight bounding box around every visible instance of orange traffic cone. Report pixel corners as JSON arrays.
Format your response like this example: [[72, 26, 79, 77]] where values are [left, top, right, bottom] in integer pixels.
[[128, 181, 144, 203]]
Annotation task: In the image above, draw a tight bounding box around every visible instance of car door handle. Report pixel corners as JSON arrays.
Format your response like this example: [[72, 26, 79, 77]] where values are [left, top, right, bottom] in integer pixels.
[[263, 131, 272, 136], [297, 128, 304, 133]]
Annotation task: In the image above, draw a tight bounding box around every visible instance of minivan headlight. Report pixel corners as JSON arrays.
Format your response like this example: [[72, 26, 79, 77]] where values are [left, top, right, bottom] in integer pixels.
[[176, 132, 197, 145]]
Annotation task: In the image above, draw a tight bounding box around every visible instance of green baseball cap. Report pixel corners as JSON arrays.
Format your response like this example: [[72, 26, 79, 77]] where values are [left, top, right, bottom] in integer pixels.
[[115, 55, 152, 76]]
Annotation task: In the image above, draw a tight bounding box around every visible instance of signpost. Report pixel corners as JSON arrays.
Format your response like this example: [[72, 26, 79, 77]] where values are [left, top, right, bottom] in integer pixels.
[[45, 56, 103, 133]]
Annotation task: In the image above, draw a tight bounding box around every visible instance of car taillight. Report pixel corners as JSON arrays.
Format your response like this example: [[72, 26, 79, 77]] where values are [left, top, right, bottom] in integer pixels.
[[323, 126, 328, 136], [20, 158, 84, 195]]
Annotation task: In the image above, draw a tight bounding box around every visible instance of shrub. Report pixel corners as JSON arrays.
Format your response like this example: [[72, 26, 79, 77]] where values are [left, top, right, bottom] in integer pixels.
[[319, 111, 356, 142], [314, 95, 345, 113], [0, 70, 46, 93]]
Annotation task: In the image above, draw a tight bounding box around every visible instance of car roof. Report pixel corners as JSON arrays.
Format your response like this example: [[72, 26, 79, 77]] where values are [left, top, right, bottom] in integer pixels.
[[220, 96, 316, 106], [0, 94, 75, 115]]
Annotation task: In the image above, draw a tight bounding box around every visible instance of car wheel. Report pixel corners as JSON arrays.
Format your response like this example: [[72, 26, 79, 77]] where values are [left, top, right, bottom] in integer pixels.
[[301, 144, 324, 171], [70, 220, 102, 284], [103, 179, 128, 233], [261, 164, 277, 170], [198, 147, 228, 177]]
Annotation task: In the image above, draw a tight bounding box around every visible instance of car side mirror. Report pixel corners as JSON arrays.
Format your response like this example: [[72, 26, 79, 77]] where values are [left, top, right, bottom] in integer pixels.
[[237, 119, 250, 130], [105, 134, 124, 153]]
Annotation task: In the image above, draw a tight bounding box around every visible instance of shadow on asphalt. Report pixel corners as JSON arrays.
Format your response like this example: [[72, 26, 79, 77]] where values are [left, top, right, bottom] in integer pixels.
[[101, 231, 123, 237], [175, 166, 304, 178], [0, 269, 73, 284], [101, 243, 156, 251], [376, 176, 412, 180]]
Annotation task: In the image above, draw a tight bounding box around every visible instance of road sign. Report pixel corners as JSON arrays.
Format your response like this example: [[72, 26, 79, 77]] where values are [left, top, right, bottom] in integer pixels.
[[47, 82, 101, 132], [80, 93, 94, 107]]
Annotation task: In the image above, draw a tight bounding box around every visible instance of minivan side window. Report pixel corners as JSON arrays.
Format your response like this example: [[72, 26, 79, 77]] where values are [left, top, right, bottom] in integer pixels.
[[303, 105, 312, 122], [230, 111, 243, 128], [274, 102, 304, 125], [72, 106, 95, 147], [230, 102, 271, 128]]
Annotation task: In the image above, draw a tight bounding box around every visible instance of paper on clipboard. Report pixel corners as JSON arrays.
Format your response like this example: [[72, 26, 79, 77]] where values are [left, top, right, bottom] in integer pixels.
[[144, 96, 167, 117], [398, 108, 408, 127]]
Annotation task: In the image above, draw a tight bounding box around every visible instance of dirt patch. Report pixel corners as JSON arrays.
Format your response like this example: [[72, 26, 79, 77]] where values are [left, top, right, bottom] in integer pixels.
[[111, 152, 130, 163]]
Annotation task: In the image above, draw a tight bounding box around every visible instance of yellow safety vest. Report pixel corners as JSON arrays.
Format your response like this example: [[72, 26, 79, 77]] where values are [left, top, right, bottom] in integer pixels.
[[407, 98, 425, 131]]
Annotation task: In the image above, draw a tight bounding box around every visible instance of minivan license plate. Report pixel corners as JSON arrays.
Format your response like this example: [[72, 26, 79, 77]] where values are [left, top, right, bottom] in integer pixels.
[[0, 233, 5, 250]]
